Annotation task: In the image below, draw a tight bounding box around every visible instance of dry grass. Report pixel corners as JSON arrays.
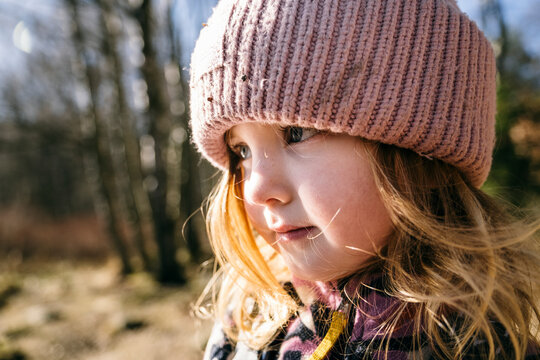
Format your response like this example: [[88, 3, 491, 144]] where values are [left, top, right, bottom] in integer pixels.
[[0, 207, 111, 260], [0, 257, 213, 360]]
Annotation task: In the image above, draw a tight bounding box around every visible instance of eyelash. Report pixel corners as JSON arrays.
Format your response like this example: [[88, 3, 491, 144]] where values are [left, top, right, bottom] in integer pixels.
[[229, 126, 321, 161], [279, 126, 320, 144]]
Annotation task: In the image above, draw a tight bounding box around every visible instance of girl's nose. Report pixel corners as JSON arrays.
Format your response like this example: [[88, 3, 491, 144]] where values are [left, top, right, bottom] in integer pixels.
[[242, 150, 292, 207]]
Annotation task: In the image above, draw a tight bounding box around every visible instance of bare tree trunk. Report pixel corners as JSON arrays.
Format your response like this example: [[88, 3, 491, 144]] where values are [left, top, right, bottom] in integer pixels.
[[166, 0, 205, 262], [66, 0, 133, 274], [133, 0, 185, 284], [180, 135, 205, 262], [480, 0, 509, 76], [97, 0, 155, 273], [479, 0, 532, 205]]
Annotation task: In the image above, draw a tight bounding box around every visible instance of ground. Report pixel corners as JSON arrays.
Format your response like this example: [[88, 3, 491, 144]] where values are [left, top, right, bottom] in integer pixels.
[[0, 257, 213, 360]]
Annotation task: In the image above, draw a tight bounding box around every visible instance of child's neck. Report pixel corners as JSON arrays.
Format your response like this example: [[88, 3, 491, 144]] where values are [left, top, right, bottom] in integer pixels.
[[291, 272, 382, 310]]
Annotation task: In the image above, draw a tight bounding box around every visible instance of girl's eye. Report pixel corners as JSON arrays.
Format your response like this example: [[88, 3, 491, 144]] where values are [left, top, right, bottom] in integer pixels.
[[232, 144, 251, 160], [228, 126, 319, 161], [283, 126, 319, 144]]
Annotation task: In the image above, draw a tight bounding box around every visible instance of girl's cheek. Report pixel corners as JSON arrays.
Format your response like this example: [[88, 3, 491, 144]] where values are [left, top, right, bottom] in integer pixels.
[[244, 204, 277, 249], [243, 202, 267, 233], [240, 177, 266, 232]]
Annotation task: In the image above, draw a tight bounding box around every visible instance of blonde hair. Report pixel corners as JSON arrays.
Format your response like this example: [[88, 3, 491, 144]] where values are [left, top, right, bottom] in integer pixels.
[[197, 166, 298, 349], [197, 139, 540, 359]]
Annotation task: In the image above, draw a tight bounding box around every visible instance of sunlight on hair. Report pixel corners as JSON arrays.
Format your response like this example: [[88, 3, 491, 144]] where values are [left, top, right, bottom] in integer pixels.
[[344, 245, 376, 256]]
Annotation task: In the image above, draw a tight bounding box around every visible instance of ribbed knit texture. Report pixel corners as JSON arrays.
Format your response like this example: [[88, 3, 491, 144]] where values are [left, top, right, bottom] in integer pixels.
[[189, 0, 497, 187]]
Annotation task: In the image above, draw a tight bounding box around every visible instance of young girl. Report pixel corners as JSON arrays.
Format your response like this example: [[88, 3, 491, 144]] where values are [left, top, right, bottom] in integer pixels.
[[189, 0, 540, 359]]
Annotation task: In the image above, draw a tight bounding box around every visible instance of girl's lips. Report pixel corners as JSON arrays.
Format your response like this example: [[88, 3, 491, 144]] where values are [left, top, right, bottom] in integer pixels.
[[275, 226, 317, 242]]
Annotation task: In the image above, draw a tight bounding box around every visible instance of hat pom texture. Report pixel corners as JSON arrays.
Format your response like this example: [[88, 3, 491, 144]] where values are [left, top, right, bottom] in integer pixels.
[[189, 0, 496, 187]]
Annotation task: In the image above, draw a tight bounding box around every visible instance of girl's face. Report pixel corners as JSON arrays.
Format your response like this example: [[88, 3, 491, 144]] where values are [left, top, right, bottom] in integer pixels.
[[228, 123, 393, 282]]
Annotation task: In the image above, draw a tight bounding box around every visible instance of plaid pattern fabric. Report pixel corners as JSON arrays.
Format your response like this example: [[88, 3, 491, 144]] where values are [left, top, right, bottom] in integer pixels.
[[204, 274, 540, 360]]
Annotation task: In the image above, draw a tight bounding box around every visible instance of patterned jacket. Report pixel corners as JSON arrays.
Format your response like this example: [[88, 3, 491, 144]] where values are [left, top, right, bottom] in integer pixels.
[[204, 274, 540, 360]]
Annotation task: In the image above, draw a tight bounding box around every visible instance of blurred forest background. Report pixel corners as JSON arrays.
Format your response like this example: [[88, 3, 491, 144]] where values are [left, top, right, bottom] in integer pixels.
[[0, 0, 538, 359]]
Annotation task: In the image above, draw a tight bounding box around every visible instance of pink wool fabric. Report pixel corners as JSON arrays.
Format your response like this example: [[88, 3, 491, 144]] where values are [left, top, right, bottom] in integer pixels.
[[189, 0, 497, 187]]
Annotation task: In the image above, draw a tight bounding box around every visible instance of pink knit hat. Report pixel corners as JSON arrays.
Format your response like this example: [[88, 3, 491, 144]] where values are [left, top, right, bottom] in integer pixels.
[[189, 0, 497, 187]]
